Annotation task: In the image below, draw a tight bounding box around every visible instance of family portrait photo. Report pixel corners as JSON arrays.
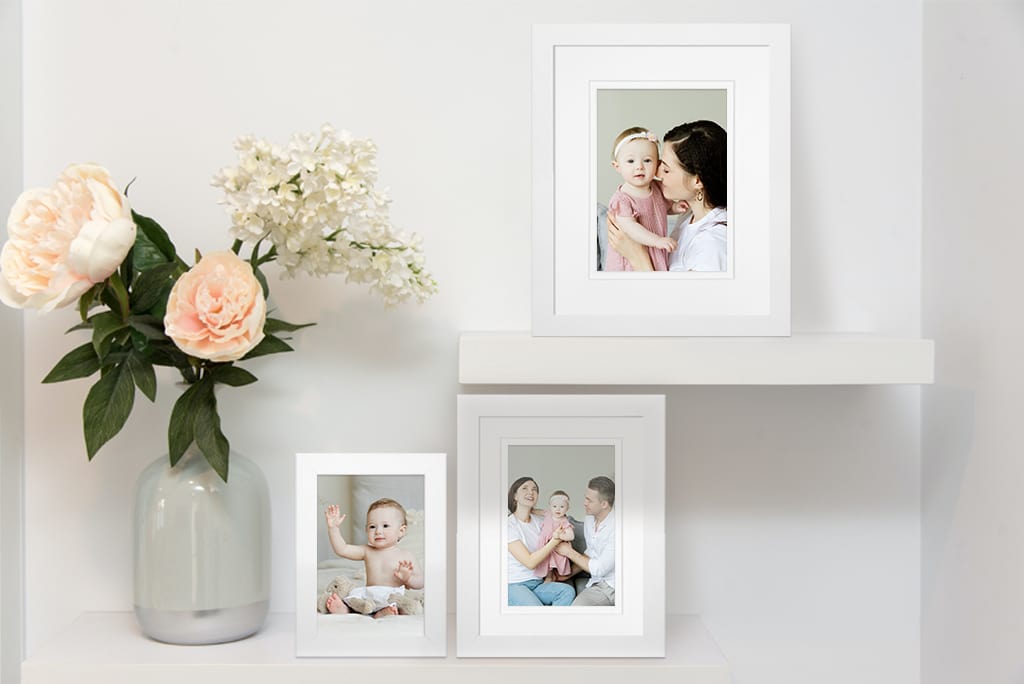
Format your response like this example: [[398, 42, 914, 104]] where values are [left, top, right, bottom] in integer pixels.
[[595, 87, 731, 277], [504, 444, 619, 610], [458, 394, 664, 657]]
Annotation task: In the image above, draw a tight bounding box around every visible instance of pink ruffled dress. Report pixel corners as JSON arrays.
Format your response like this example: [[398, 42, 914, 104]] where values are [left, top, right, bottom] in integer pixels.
[[604, 182, 672, 272], [533, 512, 573, 577]]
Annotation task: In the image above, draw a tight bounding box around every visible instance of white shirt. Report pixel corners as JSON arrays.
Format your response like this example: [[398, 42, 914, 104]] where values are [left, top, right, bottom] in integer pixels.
[[507, 514, 543, 583], [669, 206, 728, 272], [583, 510, 615, 589]]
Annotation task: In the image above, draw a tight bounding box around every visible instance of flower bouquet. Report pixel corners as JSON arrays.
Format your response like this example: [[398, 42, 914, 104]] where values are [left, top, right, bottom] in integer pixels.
[[1, 125, 436, 481]]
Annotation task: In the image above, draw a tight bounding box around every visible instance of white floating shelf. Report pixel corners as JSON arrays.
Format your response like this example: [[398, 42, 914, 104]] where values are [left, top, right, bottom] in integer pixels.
[[459, 332, 934, 385], [22, 613, 729, 684]]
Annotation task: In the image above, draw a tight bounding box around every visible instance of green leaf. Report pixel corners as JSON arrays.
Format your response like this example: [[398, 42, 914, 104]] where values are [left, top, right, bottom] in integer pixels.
[[252, 263, 269, 299], [130, 328, 152, 355], [119, 240, 135, 290], [148, 345, 194, 372], [128, 315, 168, 342], [133, 230, 170, 272], [78, 296, 90, 322], [42, 343, 101, 383], [194, 391, 230, 482], [132, 210, 177, 263], [209, 365, 258, 387], [82, 361, 135, 460], [99, 350, 129, 366], [240, 333, 293, 360], [263, 317, 315, 335], [127, 353, 157, 402], [167, 380, 208, 466], [91, 311, 128, 359], [108, 271, 130, 320], [131, 262, 180, 313], [99, 291, 119, 316], [77, 283, 104, 322]]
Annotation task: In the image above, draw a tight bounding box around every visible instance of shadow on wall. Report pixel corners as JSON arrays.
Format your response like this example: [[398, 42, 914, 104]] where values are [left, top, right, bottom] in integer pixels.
[[921, 384, 975, 591], [666, 385, 924, 518]]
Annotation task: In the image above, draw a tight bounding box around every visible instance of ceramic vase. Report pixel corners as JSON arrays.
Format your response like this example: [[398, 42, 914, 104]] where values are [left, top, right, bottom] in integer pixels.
[[133, 442, 271, 644]]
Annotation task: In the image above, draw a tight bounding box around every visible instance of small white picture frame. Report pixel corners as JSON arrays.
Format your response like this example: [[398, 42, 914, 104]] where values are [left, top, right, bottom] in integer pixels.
[[457, 395, 666, 657], [295, 452, 447, 657], [532, 23, 791, 336]]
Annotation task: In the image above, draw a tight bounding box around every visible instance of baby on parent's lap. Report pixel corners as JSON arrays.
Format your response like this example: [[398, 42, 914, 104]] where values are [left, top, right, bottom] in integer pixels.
[[506, 476, 617, 607]]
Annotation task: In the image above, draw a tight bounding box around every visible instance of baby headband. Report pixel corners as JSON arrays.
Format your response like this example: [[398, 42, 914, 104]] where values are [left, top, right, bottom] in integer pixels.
[[550, 493, 570, 505], [613, 131, 659, 159]]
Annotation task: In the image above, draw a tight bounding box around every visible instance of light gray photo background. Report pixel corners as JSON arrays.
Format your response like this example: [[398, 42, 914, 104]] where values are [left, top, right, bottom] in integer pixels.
[[506, 444, 616, 520], [596, 88, 728, 204], [595, 88, 727, 272], [316, 474, 425, 564]]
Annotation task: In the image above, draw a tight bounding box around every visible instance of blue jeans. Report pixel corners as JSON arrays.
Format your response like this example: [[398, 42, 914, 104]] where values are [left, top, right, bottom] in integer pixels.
[[508, 578, 575, 606]]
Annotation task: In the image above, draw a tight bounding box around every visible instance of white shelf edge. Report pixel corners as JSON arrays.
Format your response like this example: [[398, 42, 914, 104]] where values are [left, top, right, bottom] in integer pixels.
[[459, 332, 934, 385], [22, 612, 729, 684]]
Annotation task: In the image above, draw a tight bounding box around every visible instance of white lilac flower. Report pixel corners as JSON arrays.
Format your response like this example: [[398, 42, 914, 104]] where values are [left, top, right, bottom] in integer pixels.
[[211, 124, 434, 304]]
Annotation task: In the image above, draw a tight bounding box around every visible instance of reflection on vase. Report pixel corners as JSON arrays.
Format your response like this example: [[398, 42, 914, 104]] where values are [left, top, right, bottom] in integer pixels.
[[133, 442, 271, 644]]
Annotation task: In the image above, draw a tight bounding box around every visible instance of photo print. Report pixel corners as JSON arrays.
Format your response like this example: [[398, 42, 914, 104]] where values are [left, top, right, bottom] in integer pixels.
[[296, 452, 446, 657], [504, 444, 620, 610], [595, 87, 730, 277]]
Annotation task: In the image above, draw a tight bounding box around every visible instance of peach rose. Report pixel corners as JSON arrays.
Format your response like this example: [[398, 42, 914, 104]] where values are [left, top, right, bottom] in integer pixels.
[[0, 164, 136, 312], [164, 251, 266, 362]]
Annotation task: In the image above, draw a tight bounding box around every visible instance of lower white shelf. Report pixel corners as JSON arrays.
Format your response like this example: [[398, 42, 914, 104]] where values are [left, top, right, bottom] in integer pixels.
[[22, 612, 729, 684]]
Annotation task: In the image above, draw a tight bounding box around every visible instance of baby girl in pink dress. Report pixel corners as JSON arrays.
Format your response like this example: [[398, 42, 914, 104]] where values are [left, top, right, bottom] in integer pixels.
[[604, 127, 678, 272], [534, 491, 575, 581]]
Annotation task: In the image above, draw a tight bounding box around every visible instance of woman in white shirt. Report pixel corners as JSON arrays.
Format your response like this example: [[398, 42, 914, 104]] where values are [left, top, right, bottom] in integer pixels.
[[506, 476, 576, 606], [608, 120, 727, 272]]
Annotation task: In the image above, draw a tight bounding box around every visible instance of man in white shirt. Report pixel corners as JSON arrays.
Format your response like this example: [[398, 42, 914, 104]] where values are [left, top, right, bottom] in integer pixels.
[[557, 476, 615, 606]]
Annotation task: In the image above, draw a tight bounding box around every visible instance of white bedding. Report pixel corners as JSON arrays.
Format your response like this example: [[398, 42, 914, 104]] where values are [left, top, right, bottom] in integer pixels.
[[316, 560, 424, 636]]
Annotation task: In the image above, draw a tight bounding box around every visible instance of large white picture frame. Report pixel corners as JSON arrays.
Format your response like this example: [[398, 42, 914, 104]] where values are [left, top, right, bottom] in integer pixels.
[[532, 24, 791, 336], [457, 395, 666, 657], [295, 452, 447, 657]]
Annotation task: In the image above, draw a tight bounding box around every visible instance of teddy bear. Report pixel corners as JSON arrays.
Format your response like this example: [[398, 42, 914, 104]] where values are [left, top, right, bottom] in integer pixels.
[[316, 575, 423, 616]]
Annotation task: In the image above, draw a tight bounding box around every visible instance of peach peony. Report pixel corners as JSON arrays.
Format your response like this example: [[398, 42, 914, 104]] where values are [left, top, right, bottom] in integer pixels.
[[0, 164, 136, 312], [164, 251, 267, 362]]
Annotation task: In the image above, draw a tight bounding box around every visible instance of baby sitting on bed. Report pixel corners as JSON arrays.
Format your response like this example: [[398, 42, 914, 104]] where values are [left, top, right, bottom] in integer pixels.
[[322, 498, 423, 618]]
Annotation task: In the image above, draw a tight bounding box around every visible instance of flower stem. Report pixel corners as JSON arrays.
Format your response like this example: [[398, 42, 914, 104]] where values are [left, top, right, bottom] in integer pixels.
[[256, 245, 277, 266]]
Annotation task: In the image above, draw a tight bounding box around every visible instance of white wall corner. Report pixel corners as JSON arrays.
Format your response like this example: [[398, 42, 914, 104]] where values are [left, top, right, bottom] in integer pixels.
[[0, 0, 25, 682]]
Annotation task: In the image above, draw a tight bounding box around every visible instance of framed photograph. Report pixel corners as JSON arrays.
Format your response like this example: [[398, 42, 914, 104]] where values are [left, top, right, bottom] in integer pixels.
[[456, 395, 665, 657], [295, 452, 446, 657], [532, 24, 791, 336]]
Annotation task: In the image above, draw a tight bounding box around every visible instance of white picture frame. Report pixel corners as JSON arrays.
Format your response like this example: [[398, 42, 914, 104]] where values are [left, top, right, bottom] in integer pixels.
[[532, 23, 791, 336], [457, 395, 666, 657], [295, 452, 447, 657]]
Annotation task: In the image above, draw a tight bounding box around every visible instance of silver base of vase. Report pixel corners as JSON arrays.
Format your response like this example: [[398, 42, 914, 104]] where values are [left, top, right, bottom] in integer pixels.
[[134, 600, 269, 645]]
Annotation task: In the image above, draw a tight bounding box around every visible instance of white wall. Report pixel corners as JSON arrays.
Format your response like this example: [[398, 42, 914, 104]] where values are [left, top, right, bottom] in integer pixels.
[[16, 2, 922, 683], [1, 1, 24, 683], [922, 3, 1024, 682]]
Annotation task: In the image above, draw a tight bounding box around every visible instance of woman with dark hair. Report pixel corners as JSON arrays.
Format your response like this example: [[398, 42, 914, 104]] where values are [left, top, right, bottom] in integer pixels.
[[608, 120, 728, 272], [506, 476, 575, 606]]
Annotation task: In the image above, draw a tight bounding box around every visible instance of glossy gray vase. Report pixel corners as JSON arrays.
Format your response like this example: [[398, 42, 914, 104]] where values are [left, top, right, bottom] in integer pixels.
[[133, 443, 271, 644]]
